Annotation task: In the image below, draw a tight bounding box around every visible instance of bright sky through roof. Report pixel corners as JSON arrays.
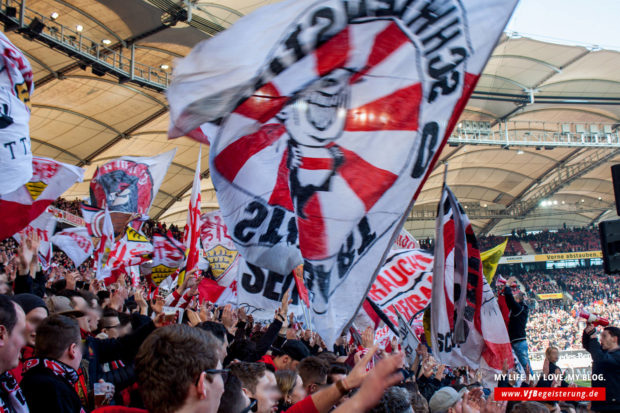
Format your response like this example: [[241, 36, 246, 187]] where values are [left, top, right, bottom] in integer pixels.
[[506, 0, 620, 51]]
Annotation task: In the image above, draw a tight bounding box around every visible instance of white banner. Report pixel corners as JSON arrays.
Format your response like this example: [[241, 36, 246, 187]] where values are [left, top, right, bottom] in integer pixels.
[[0, 32, 34, 195], [368, 248, 433, 325], [51, 227, 93, 267]]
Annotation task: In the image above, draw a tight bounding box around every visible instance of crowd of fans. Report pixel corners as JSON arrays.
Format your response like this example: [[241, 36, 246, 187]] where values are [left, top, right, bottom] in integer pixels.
[[477, 227, 600, 255]]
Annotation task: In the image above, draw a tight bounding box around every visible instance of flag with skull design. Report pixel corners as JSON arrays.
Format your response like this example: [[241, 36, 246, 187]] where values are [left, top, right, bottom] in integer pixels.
[[167, 0, 518, 346]]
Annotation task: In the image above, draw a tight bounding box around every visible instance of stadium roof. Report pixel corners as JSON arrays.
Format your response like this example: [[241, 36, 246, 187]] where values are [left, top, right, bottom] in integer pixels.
[[7, 0, 620, 238]]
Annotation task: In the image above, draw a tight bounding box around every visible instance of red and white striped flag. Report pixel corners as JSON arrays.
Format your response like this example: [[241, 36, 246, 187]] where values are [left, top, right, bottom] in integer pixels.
[[431, 186, 513, 371], [0, 157, 83, 240], [167, 0, 518, 345], [180, 146, 202, 285]]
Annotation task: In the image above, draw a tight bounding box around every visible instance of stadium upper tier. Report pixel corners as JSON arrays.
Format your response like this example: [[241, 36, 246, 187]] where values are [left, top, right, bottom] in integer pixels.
[[4, 0, 620, 238]]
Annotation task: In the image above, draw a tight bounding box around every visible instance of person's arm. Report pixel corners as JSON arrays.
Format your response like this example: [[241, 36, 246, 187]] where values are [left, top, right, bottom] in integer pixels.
[[503, 285, 521, 313], [332, 352, 405, 413], [91, 314, 162, 363], [581, 325, 620, 371]]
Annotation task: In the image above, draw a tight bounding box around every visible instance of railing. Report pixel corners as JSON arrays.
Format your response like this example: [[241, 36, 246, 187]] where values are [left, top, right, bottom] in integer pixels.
[[0, 0, 170, 90], [450, 120, 620, 148]]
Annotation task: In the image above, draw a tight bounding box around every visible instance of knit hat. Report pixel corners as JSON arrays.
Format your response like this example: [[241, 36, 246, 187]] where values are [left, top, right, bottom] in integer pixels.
[[13, 293, 48, 315]]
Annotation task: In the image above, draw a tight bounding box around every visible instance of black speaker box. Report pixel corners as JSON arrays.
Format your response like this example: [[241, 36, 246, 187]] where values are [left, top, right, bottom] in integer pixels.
[[599, 219, 620, 274]]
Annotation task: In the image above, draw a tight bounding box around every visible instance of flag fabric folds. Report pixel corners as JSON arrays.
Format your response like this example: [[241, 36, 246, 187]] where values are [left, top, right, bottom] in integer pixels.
[[200, 210, 240, 288], [0, 157, 84, 240], [51, 227, 94, 268], [430, 186, 513, 371], [392, 229, 420, 250], [167, 0, 518, 345], [395, 307, 420, 367], [89, 149, 176, 217], [368, 248, 433, 326], [0, 32, 34, 196], [151, 232, 186, 285], [180, 146, 202, 285], [13, 210, 57, 270], [94, 207, 114, 281], [481, 239, 508, 284]]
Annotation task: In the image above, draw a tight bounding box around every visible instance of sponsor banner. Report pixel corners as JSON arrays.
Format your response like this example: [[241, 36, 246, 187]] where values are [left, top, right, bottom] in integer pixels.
[[535, 251, 602, 262], [499, 251, 602, 264], [368, 249, 433, 326], [537, 293, 564, 300], [90, 149, 176, 216], [170, 0, 518, 346], [0, 32, 34, 195]]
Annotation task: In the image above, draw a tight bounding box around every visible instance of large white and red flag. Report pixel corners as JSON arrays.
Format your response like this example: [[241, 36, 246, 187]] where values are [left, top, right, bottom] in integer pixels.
[[51, 227, 94, 268], [94, 206, 114, 281], [0, 32, 34, 195], [180, 146, 202, 285], [392, 229, 420, 250], [430, 185, 513, 371], [0, 157, 84, 240], [200, 210, 241, 288], [167, 0, 517, 345], [151, 231, 185, 285], [89, 149, 176, 217]]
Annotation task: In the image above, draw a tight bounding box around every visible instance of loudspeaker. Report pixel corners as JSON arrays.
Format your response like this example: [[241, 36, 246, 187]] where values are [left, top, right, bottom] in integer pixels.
[[599, 219, 620, 274], [611, 164, 620, 215], [28, 17, 45, 35]]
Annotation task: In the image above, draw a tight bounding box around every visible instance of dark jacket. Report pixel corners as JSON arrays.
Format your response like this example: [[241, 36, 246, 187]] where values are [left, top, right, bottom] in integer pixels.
[[504, 286, 528, 343], [583, 329, 620, 412], [21, 359, 86, 413]]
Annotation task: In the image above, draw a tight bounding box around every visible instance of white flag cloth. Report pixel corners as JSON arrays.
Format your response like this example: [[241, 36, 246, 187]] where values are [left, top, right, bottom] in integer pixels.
[[392, 229, 419, 250], [51, 227, 94, 267], [181, 146, 202, 285], [396, 307, 420, 367], [89, 149, 176, 216], [95, 207, 115, 281], [151, 232, 185, 286], [431, 186, 513, 370], [13, 210, 56, 270], [368, 248, 433, 324], [200, 210, 241, 288], [0, 157, 84, 240], [167, 0, 518, 345], [0, 32, 34, 195]]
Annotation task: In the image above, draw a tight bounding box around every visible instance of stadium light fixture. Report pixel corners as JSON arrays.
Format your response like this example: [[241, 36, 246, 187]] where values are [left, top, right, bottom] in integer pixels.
[[160, 64, 170, 70], [553, 200, 558, 205], [76, 24, 83, 32], [517, 149, 524, 155], [598, 197, 602, 200], [50, 12, 59, 20], [102, 39, 111, 45]]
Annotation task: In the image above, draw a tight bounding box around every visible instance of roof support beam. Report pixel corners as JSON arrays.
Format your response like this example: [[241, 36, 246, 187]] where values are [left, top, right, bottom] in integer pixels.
[[21, 50, 57, 78], [62, 75, 167, 108], [30, 137, 85, 163], [32, 104, 124, 136], [78, 107, 168, 166], [480, 148, 583, 235]]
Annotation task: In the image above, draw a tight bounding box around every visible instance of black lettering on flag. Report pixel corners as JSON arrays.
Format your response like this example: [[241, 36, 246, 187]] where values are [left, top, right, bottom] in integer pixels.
[[264, 271, 285, 300], [411, 122, 438, 178], [241, 263, 265, 293], [234, 201, 268, 242]]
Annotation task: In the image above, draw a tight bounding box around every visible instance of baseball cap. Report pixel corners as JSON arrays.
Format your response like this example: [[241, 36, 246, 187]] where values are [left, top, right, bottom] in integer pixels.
[[429, 387, 466, 413], [280, 340, 310, 361], [45, 296, 85, 318]]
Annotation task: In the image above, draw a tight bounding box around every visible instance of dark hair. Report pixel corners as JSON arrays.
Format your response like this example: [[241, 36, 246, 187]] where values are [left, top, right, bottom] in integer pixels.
[[135, 325, 219, 413], [511, 401, 551, 413], [604, 326, 620, 342], [0, 295, 18, 334], [217, 374, 247, 413], [369, 386, 412, 413], [197, 321, 227, 343], [298, 356, 329, 388], [96, 290, 110, 305], [326, 363, 349, 384], [35, 315, 80, 360], [229, 362, 267, 393], [225, 338, 257, 365]]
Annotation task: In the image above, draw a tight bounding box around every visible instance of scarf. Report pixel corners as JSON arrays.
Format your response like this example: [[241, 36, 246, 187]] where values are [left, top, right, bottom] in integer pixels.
[[0, 371, 28, 413], [22, 358, 79, 385]]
